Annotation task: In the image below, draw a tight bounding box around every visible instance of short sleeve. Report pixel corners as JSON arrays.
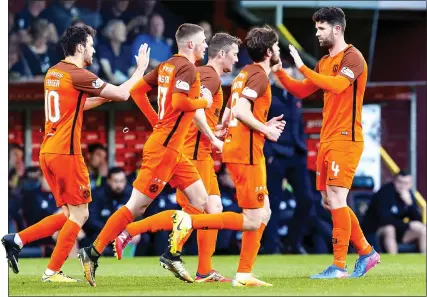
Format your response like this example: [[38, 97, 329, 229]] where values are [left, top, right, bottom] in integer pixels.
[[70, 68, 107, 96], [143, 65, 160, 88], [338, 51, 365, 84], [172, 62, 196, 95], [200, 69, 221, 96], [240, 70, 268, 101]]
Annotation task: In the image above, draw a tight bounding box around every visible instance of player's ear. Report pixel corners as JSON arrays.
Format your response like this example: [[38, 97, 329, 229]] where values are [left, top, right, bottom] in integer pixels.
[[188, 40, 193, 49]]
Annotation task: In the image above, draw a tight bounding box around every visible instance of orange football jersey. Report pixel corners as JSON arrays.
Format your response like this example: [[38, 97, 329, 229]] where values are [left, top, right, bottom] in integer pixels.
[[317, 45, 367, 142], [222, 64, 272, 165], [40, 60, 106, 155], [183, 65, 223, 160], [142, 54, 201, 152]]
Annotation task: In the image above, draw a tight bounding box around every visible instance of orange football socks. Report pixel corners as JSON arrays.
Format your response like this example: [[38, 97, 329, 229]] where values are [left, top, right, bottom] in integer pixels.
[[191, 212, 244, 230], [93, 206, 134, 254], [126, 210, 175, 237], [331, 207, 351, 269], [18, 213, 67, 245], [348, 207, 372, 255], [237, 223, 266, 273], [47, 219, 80, 272]]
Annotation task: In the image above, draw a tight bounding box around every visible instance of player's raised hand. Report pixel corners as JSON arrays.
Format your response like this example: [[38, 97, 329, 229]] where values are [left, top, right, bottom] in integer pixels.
[[289, 45, 304, 69], [135, 43, 151, 72], [265, 125, 283, 142], [201, 86, 213, 108], [267, 114, 286, 131]]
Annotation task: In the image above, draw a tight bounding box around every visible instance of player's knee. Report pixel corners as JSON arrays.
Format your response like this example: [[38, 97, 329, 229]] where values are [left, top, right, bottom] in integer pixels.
[[206, 197, 223, 214], [189, 195, 208, 212], [262, 206, 272, 223], [242, 212, 262, 231]]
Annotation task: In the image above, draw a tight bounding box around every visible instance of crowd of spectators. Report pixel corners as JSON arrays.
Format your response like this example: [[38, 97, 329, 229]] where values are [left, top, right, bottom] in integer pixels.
[[8, 0, 183, 83]]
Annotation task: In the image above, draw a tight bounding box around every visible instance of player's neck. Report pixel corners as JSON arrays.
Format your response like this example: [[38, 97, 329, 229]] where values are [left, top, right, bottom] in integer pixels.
[[64, 56, 84, 68], [255, 60, 272, 76], [177, 49, 196, 64], [329, 38, 348, 57], [207, 60, 223, 76]]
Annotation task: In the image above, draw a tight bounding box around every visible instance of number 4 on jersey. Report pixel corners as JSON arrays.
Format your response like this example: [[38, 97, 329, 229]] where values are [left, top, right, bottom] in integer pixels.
[[331, 161, 340, 177]]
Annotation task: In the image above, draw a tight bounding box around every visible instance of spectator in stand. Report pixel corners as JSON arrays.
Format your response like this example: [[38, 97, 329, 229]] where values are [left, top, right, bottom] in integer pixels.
[[9, 33, 32, 81], [40, 0, 102, 36], [15, 1, 58, 45], [100, 0, 133, 33], [8, 169, 24, 233], [362, 170, 426, 254], [83, 167, 139, 255], [86, 143, 108, 190], [9, 11, 16, 34], [98, 19, 134, 84], [9, 143, 25, 179], [127, 0, 180, 44], [126, 0, 157, 42], [131, 14, 171, 72], [20, 19, 60, 79], [21, 168, 57, 228], [197, 20, 213, 66]]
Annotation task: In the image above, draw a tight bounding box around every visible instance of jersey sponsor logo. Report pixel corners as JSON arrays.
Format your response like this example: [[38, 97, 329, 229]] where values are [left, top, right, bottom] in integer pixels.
[[340, 67, 354, 79], [175, 80, 190, 91], [242, 87, 257, 98], [92, 78, 104, 88]]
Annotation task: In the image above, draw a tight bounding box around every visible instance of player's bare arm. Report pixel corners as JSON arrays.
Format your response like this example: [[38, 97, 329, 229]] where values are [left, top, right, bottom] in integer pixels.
[[99, 43, 151, 102], [289, 44, 350, 94], [233, 97, 283, 142], [83, 97, 111, 111], [193, 109, 224, 153]]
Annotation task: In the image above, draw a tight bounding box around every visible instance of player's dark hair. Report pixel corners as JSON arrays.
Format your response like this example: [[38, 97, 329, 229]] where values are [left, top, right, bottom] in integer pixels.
[[245, 25, 278, 63], [88, 143, 107, 154], [175, 23, 204, 43], [396, 170, 410, 178], [312, 7, 346, 32], [208, 33, 242, 59], [59, 24, 96, 57], [107, 167, 125, 179]]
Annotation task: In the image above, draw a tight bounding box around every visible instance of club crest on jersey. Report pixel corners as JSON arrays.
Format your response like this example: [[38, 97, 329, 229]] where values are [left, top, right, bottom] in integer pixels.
[[175, 80, 190, 91], [242, 87, 257, 98], [340, 67, 354, 79], [92, 78, 104, 88], [333, 64, 338, 72]]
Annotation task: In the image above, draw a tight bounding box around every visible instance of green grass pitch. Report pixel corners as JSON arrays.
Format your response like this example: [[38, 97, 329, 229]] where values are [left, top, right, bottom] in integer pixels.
[[8, 254, 426, 296]]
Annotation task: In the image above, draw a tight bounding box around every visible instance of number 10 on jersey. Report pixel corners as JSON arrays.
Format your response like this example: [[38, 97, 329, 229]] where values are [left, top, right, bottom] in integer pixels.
[[44, 90, 60, 123]]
